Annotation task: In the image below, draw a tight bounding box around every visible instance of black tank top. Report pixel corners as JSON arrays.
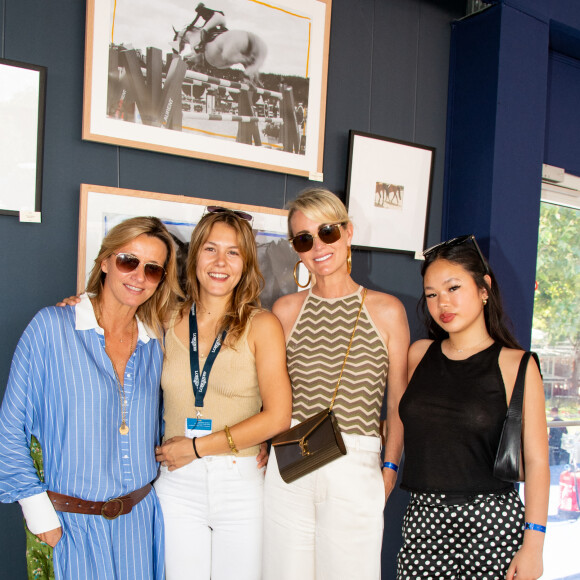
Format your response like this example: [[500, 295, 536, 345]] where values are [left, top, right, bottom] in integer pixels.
[[399, 341, 513, 494]]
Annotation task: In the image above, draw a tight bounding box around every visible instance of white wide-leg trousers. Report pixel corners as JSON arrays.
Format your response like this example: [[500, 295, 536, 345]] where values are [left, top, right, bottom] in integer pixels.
[[263, 432, 385, 580], [155, 455, 264, 580]]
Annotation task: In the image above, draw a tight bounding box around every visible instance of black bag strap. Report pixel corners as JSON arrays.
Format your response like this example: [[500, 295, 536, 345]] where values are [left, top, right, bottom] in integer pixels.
[[506, 351, 541, 419]]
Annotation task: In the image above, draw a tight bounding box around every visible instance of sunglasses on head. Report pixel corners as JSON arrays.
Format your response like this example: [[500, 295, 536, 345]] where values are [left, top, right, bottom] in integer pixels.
[[423, 234, 490, 274], [289, 222, 346, 253], [205, 205, 254, 225], [113, 252, 166, 284]]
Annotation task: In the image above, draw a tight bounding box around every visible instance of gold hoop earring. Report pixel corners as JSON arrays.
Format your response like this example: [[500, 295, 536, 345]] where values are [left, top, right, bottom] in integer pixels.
[[347, 246, 352, 275], [483, 298, 488, 306], [293, 260, 312, 288]]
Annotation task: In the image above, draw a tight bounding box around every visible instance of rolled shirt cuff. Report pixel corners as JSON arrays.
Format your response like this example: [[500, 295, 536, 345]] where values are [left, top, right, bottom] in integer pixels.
[[18, 492, 61, 534]]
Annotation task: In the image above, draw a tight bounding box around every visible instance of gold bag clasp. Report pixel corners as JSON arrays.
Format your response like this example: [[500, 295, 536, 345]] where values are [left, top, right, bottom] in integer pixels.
[[299, 438, 311, 457]]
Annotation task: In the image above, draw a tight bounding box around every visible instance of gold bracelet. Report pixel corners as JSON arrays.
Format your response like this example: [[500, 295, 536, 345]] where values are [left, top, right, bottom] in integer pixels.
[[224, 425, 239, 455]]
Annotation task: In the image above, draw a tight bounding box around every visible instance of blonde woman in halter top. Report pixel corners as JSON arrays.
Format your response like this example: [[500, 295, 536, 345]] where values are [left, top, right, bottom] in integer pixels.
[[154, 208, 292, 580], [263, 188, 410, 580]]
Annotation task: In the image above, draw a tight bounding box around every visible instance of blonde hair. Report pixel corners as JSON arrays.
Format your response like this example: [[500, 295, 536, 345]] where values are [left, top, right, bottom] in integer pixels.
[[185, 210, 263, 346], [287, 187, 350, 237], [85, 216, 183, 339]]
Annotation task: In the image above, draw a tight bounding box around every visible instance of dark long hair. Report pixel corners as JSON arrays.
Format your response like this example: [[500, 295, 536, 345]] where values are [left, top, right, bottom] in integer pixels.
[[419, 241, 522, 349]]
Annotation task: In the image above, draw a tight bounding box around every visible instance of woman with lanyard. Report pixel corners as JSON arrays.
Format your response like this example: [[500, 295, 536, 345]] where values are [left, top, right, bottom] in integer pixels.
[[262, 188, 410, 580], [154, 207, 292, 580], [0, 216, 181, 579], [397, 235, 548, 580]]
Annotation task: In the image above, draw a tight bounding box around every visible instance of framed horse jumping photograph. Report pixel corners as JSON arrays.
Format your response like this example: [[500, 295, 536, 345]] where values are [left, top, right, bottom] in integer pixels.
[[82, 0, 331, 178], [345, 130, 435, 255], [77, 184, 309, 310]]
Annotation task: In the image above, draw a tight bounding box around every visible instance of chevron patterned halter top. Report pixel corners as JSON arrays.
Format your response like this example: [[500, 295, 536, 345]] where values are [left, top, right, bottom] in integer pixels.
[[286, 287, 389, 437]]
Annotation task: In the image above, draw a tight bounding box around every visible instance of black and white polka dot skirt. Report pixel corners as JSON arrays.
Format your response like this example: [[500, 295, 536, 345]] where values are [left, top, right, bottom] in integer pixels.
[[396, 488, 524, 579]]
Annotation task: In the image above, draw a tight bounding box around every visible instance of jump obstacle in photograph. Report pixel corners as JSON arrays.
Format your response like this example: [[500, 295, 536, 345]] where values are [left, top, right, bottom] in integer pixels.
[[107, 46, 301, 152]]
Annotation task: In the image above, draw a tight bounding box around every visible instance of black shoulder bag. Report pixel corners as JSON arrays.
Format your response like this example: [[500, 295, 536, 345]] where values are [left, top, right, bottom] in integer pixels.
[[493, 351, 541, 482]]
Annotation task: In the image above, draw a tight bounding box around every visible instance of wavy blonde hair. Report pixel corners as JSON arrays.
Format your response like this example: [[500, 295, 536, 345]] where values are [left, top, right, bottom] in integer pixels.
[[85, 216, 183, 339], [184, 210, 264, 346], [286, 187, 350, 237]]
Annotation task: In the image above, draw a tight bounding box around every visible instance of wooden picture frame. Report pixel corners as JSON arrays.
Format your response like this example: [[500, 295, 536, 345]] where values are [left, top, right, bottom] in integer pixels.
[[0, 58, 46, 217], [345, 131, 435, 255], [78, 184, 306, 309], [83, 0, 331, 178]]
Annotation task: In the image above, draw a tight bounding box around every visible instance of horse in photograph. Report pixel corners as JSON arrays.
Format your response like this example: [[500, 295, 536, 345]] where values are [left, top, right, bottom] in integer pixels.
[[386, 184, 403, 206], [375, 183, 402, 207], [375, 183, 386, 207], [171, 23, 267, 87]]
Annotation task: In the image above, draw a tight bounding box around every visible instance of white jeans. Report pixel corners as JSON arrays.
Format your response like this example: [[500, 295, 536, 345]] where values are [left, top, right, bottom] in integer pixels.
[[263, 433, 385, 580], [154, 455, 264, 580]]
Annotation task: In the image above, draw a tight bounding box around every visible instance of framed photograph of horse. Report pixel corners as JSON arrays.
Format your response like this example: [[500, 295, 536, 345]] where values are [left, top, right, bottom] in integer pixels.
[[0, 58, 46, 217], [83, 0, 331, 178], [345, 131, 435, 255], [78, 184, 307, 310]]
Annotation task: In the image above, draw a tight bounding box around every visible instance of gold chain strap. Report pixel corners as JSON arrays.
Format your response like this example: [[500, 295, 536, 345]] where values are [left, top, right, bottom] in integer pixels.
[[329, 287, 367, 411]]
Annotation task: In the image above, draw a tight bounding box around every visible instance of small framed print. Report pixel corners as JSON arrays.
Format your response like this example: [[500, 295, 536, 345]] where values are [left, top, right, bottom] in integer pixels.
[[345, 130, 435, 254]]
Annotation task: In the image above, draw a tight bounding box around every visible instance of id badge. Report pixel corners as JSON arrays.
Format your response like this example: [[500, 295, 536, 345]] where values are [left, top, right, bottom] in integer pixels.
[[185, 417, 212, 439]]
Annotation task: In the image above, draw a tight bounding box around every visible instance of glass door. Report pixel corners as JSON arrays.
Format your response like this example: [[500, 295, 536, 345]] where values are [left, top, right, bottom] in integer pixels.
[[530, 172, 580, 579]]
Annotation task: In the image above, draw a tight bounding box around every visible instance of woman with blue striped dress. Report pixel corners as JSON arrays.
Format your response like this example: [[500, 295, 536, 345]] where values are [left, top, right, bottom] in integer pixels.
[[0, 217, 182, 579]]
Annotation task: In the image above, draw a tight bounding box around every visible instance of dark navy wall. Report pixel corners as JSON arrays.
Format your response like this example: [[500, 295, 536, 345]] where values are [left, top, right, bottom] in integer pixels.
[[444, 0, 580, 349], [0, 0, 465, 577]]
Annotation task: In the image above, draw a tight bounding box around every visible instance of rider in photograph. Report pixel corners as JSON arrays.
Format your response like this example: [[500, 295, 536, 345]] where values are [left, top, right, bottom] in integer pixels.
[[189, 3, 226, 53]]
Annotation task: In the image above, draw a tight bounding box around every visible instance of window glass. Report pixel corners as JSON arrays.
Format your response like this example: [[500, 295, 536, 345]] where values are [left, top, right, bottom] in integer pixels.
[[531, 200, 580, 579]]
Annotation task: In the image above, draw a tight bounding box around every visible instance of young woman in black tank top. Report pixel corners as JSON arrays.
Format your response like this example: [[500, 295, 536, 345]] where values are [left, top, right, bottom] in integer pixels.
[[398, 235, 548, 580]]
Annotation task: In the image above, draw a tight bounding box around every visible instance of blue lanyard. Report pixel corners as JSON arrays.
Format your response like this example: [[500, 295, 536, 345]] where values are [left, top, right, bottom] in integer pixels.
[[189, 304, 227, 408]]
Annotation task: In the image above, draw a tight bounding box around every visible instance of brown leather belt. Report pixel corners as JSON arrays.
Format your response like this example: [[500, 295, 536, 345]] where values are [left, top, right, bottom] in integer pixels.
[[47, 483, 152, 520]]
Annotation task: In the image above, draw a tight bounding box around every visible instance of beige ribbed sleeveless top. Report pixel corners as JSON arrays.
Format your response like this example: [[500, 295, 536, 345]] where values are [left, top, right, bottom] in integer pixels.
[[161, 310, 261, 456], [287, 287, 389, 437]]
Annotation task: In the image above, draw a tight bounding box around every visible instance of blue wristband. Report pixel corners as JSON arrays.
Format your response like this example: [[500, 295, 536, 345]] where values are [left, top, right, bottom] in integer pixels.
[[524, 522, 546, 533], [382, 461, 399, 473]]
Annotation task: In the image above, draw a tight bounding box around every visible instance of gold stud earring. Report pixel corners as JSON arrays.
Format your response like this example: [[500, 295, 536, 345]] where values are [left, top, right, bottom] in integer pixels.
[[293, 260, 312, 288], [483, 298, 488, 306]]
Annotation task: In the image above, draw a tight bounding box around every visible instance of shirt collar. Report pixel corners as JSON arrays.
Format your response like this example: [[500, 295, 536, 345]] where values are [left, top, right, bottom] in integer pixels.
[[75, 293, 152, 344]]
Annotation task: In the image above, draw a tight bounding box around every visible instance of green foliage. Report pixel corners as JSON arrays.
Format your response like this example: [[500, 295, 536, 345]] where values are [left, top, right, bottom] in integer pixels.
[[533, 203, 580, 349]]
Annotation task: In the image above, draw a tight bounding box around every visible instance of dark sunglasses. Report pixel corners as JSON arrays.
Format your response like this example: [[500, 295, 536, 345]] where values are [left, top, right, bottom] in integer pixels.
[[113, 252, 166, 284], [289, 222, 345, 253], [423, 234, 490, 274], [205, 205, 253, 225]]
